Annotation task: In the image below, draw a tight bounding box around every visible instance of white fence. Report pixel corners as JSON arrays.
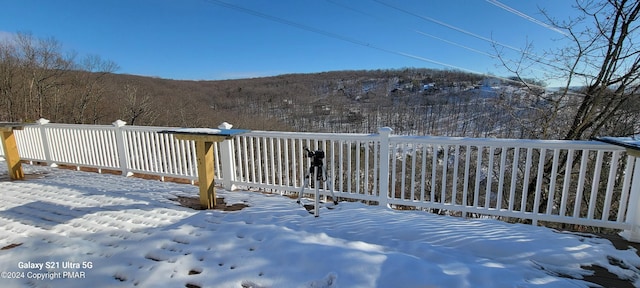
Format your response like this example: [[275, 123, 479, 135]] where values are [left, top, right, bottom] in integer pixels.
[[2, 119, 640, 241], [5, 119, 214, 181]]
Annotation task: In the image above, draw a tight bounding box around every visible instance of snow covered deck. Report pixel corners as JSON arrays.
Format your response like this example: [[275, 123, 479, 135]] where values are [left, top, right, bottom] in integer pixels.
[[1, 164, 639, 287]]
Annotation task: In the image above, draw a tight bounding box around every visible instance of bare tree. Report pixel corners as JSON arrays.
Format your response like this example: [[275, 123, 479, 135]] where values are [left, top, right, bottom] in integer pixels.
[[499, 0, 640, 140], [119, 83, 158, 126], [15, 32, 73, 121], [70, 54, 119, 123], [495, 0, 640, 221], [0, 40, 19, 121]]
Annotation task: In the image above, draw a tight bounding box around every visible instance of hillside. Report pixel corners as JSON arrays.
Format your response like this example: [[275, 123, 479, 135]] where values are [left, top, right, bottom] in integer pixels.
[[0, 61, 583, 138], [99, 68, 519, 136], [0, 34, 571, 138]]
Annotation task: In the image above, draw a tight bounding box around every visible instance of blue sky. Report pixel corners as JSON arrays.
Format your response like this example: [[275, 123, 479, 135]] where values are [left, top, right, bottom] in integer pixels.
[[0, 0, 577, 84]]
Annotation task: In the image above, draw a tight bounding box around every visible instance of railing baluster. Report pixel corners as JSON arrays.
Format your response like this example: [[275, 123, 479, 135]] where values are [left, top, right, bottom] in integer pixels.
[[473, 146, 482, 207], [409, 142, 416, 201], [452, 145, 460, 206], [485, 146, 495, 209], [282, 138, 289, 187], [269, 137, 276, 186], [533, 148, 547, 218], [356, 140, 362, 195], [546, 149, 561, 215], [364, 141, 370, 195], [462, 145, 471, 210], [95, 130, 106, 167], [496, 146, 507, 210], [256, 137, 263, 184], [587, 150, 605, 219], [289, 138, 296, 187], [347, 140, 353, 194], [573, 151, 590, 218], [508, 147, 520, 211], [441, 145, 449, 205], [602, 151, 620, 221], [240, 137, 248, 183], [400, 142, 407, 200], [617, 155, 634, 222], [372, 138, 379, 197], [559, 149, 575, 216], [419, 145, 428, 202], [520, 148, 531, 212], [431, 144, 438, 203]]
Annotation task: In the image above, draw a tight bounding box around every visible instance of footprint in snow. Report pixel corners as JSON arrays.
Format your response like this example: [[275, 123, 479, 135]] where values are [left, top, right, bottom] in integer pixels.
[[241, 280, 268, 288], [306, 272, 337, 288]]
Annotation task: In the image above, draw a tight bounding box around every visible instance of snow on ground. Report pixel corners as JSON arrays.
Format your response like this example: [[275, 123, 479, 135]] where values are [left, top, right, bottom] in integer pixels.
[[0, 163, 639, 288]]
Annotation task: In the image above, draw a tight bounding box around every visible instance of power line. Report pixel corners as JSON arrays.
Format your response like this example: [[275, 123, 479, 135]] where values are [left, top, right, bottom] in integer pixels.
[[325, 0, 557, 78], [326, 0, 496, 58], [203, 0, 370, 48], [203, 0, 558, 88], [372, 0, 523, 53], [485, 0, 568, 36], [370, 0, 563, 80], [203, 0, 485, 74]]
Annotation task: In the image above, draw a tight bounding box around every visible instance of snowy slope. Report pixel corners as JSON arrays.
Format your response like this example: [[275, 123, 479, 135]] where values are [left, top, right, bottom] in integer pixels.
[[0, 163, 639, 287]]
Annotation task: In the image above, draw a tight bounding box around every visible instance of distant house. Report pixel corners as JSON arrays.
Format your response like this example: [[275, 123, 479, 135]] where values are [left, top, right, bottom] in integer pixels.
[[481, 78, 502, 89], [312, 104, 331, 115], [422, 83, 436, 91], [361, 80, 377, 93]]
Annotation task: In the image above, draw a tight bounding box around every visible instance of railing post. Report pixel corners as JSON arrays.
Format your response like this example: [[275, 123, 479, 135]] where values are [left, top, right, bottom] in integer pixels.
[[218, 122, 237, 191], [112, 120, 131, 177], [378, 127, 393, 207], [622, 155, 640, 242], [36, 118, 56, 167]]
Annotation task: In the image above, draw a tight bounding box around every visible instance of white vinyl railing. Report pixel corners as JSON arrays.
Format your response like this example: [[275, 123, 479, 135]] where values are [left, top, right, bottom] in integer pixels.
[[2, 119, 639, 241], [8, 119, 220, 182], [386, 136, 635, 229]]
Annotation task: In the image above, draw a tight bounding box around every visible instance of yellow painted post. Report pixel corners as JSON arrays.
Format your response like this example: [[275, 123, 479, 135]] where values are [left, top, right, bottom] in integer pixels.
[[164, 129, 248, 210], [196, 140, 216, 209], [1, 130, 24, 180], [173, 133, 228, 210]]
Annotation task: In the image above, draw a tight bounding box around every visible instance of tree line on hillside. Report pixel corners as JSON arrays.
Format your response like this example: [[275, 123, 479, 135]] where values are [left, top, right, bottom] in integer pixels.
[[0, 33, 514, 135], [1, 33, 116, 124], [0, 33, 276, 129]]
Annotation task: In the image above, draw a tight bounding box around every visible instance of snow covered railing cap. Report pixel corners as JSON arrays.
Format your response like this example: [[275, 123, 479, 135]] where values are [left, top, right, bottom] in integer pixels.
[[595, 135, 640, 157]]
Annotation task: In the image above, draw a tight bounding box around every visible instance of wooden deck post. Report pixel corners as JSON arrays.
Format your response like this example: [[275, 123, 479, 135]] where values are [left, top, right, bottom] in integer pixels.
[[195, 139, 217, 209], [162, 128, 248, 210], [1, 127, 25, 180]]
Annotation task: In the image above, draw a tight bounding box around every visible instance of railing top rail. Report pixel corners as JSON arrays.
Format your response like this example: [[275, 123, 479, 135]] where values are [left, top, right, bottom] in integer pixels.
[[244, 130, 378, 141], [390, 134, 627, 150], [25, 123, 116, 130], [122, 125, 175, 132]]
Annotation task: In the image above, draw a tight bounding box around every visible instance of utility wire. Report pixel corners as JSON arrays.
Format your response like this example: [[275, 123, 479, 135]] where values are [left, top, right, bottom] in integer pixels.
[[485, 0, 568, 36], [325, 0, 555, 83], [370, 0, 563, 81], [326, 0, 495, 58], [204, 0, 484, 74], [204, 0, 370, 48], [372, 0, 524, 53], [204, 0, 560, 89]]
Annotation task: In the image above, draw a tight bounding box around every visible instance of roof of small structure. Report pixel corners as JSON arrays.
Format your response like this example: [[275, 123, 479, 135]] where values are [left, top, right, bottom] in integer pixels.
[[595, 135, 640, 152], [159, 128, 249, 137]]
